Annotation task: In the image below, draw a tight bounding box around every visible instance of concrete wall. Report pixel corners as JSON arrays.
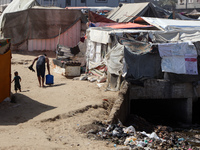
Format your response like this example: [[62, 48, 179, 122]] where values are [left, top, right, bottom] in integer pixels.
[[36, 0, 66, 8], [129, 79, 194, 99], [70, 0, 134, 7], [129, 79, 194, 124], [176, 0, 200, 9], [0, 0, 12, 5], [107, 81, 130, 124], [37, 0, 135, 8], [108, 79, 195, 125], [0, 0, 11, 12]]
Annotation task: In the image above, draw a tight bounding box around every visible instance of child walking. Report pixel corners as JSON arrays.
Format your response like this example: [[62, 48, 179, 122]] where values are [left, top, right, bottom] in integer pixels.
[[11, 71, 21, 93]]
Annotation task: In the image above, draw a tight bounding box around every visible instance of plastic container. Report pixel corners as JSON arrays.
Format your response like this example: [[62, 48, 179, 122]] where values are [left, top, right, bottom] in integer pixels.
[[46, 74, 54, 85]]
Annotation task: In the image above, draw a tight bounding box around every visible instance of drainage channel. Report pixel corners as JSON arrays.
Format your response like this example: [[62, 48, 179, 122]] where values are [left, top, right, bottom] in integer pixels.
[[129, 98, 200, 127]]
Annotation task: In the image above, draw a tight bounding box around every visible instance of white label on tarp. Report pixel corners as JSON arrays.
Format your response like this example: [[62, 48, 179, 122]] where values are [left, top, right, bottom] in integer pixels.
[[185, 57, 198, 75]]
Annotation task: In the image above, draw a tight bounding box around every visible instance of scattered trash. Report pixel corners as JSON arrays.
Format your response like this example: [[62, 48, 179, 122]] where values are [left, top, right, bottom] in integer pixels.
[[79, 74, 88, 80], [97, 75, 107, 83], [86, 119, 197, 149], [88, 76, 97, 82], [123, 126, 136, 135], [97, 83, 105, 88], [124, 136, 137, 145], [140, 131, 164, 141], [178, 138, 185, 142]]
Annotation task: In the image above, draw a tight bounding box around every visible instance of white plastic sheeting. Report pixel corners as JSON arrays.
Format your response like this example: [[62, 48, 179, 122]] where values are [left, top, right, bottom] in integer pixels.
[[86, 40, 104, 70], [138, 17, 200, 31], [158, 42, 198, 75], [88, 28, 111, 44], [150, 30, 200, 43], [105, 43, 124, 75]]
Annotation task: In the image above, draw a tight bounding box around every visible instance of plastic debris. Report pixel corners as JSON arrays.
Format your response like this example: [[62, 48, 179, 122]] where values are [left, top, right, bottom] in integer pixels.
[[123, 126, 136, 135], [178, 138, 185, 142], [79, 74, 88, 80], [88, 76, 97, 82], [124, 136, 137, 146], [86, 118, 197, 149], [97, 75, 107, 83]]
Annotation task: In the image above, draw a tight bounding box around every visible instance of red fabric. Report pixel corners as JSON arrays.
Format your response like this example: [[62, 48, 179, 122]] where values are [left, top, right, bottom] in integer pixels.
[[185, 58, 197, 62], [88, 11, 115, 23], [106, 22, 152, 29]]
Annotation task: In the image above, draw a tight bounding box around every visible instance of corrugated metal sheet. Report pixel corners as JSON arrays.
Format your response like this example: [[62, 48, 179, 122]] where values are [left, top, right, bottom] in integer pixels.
[[0, 49, 11, 103], [27, 20, 81, 51]]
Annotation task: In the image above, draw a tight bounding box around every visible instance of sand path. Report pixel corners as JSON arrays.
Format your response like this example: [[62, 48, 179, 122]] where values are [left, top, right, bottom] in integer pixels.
[[0, 52, 118, 150]]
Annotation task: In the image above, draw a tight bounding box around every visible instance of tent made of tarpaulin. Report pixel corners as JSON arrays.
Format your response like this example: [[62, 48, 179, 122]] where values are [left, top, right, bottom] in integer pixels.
[[0, 39, 11, 103], [0, 0, 39, 30], [1, 7, 86, 51], [187, 9, 200, 16], [86, 27, 200, 90], [107, 2, 161, 23], [87, 27, 159, 45], [134, 17, 200, 31], [175, 13, 197, 20]]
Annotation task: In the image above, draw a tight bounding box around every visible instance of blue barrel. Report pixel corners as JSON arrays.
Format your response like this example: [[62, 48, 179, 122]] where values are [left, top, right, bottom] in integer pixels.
[[46, 74, 54, 85]]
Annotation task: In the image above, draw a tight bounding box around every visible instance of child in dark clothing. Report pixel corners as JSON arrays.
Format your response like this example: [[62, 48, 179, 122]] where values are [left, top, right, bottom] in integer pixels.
[[11, 71, 21, 93]]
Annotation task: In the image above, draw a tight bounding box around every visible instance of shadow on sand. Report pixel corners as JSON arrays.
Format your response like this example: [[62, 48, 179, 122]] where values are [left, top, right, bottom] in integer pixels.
[[45, 83, 66, 88], [0, 93, 56, 125]]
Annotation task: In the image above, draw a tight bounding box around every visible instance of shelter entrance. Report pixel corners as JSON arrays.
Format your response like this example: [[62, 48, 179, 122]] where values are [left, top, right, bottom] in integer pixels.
[[129, 98, 198, 127]]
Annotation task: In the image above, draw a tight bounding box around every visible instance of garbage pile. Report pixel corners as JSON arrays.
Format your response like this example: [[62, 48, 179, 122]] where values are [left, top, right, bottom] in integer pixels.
[[88, 120, 199, 149]]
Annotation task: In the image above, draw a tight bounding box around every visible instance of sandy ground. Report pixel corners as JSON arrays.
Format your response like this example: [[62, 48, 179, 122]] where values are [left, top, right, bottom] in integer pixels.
[[0, 52, 119, 150]]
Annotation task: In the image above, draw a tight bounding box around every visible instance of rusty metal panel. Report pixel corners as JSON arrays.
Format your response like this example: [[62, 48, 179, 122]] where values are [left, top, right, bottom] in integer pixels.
[[28, 20, 81, 51]]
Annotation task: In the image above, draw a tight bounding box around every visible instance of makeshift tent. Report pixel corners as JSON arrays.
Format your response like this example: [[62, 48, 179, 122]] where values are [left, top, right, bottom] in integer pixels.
[[86, 27, 200, 90], [107, 2, 161, 22], [176, 13, 196, 20], [0, 0, 39, 29], [134, 17, 200, 31], [187, 9, 200, 16], [0, 39, 11, 103], [151, 3, 171, 18], [120, 37, 162, 82], [1, 7, 87, 51]]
